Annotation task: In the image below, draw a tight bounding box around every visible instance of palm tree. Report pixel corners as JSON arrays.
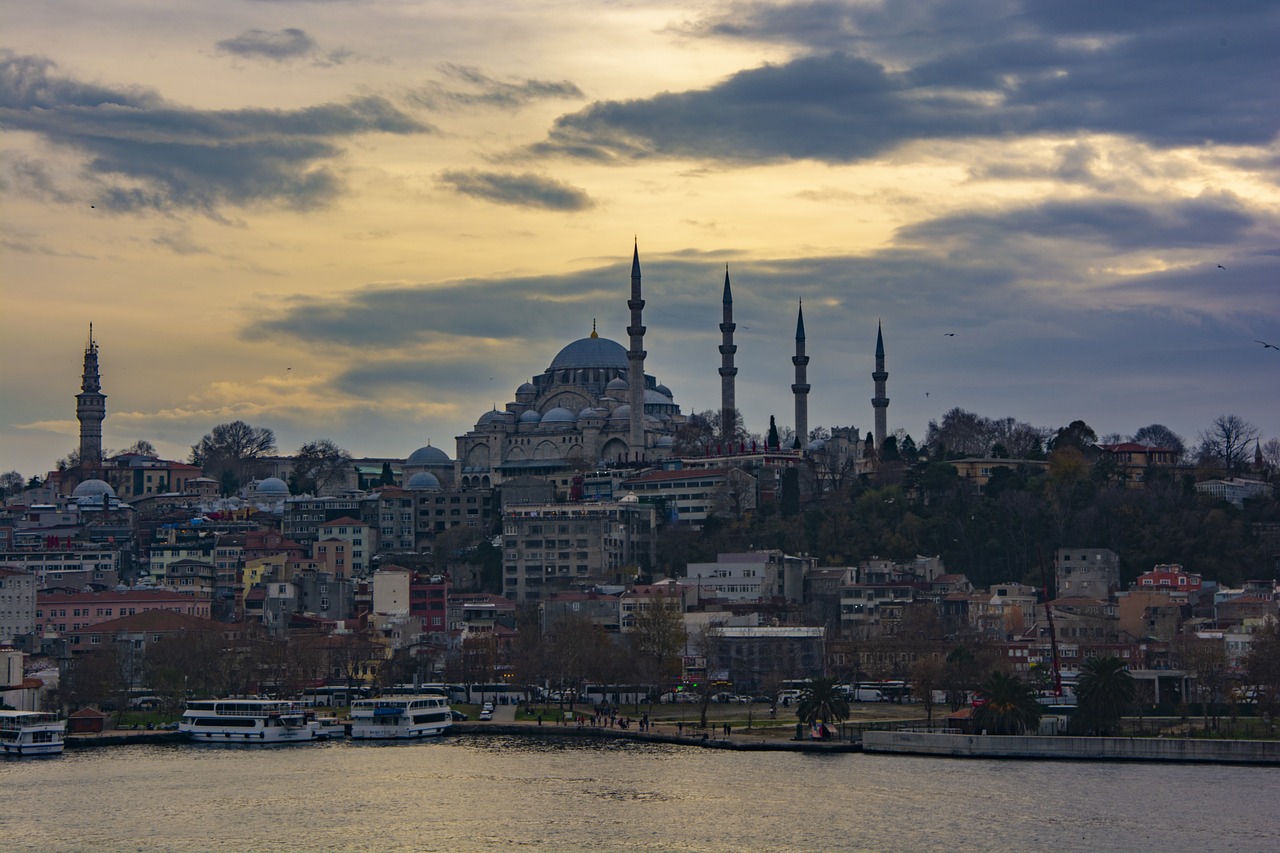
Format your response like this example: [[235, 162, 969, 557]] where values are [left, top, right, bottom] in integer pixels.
[[972, 671, 1042, 735], [795, 677, 850, 736], [1074, 656, 1136, 735]]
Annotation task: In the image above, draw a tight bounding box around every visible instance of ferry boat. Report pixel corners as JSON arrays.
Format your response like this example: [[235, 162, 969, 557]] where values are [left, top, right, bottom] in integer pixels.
[[348, 694, 453, 740], [179, 699, 325, 744], [0, 710, 66, 756]]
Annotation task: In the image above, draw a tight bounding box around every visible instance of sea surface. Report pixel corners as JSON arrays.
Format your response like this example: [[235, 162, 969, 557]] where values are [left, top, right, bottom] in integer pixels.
[[4, 735, 1278, 852]]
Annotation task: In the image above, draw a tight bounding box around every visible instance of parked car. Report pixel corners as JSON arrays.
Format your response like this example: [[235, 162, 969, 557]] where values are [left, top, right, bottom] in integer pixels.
[[450, 710, 469, 721], [478, 709, 493, 721]]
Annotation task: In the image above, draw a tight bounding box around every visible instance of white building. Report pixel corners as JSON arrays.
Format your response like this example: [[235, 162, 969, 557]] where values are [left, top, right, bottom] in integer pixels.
[[0, 568, 37, 644]]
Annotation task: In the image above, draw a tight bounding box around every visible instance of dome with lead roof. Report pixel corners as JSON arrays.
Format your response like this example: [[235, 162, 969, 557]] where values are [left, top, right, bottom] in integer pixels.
[[407, 445, 451, 466], [519, 410, 542, 424], [605, 377, 629, 394], [256, 477, 289, 497], [549, 337, 628, 371], [406, 471, 442, 491], [72, 479, 116, 498], [540, 407, 577, 426]]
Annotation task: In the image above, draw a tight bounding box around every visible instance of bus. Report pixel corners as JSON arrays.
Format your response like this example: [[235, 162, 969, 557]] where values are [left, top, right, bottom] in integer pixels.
[[299, 686, 369, 708]]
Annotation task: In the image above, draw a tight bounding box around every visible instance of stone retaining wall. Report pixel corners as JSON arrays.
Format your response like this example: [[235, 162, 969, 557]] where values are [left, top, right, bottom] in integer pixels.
[[861, 731, 1280, 765]]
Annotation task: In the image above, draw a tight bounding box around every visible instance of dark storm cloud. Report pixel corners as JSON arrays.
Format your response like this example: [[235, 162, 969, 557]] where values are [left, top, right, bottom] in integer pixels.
[[216, 28, 317, 61], [0, 50, 431, 213], [900, 194, 1259, 253], [532, 2, 1278, 164], [437, 169, 595, 211], [411, 64, 583, 111]]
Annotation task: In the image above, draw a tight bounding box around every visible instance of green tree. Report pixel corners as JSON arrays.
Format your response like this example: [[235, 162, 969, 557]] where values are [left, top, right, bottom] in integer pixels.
[[1073, 656, 1135, 735], [972, 671, 1042, 735], [795, 677, 850, 733]]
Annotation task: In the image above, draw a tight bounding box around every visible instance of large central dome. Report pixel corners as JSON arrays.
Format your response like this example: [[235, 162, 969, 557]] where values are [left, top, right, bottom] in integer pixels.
[[548, 336, 628, 371]]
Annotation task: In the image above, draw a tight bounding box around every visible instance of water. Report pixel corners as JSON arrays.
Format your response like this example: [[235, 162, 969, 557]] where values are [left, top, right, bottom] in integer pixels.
[[4, 736, 1277, 852]]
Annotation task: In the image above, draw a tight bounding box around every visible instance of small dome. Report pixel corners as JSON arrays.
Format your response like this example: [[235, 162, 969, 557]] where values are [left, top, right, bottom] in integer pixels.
[[610, 405, 631, 420], [517, 382, 536, 394], [655, 384, 673, 398], [549, 337, 628, 371], [605, 377, 629, 393], [477, 409, 502, 426], [407, 445, 451, 466], [256, 477, 289, 497], [519, 410, 543, 424], [807, 438, 826, 450], [406, 471, 442, 491], [72, 479, 116, 498], [579, 407, 602, 419], [541, 407, 577, 425]]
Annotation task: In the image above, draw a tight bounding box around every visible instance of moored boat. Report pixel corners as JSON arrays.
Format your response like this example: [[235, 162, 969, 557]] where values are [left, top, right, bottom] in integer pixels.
[[179, 699, 324, 744], [0, 710, 66, 756], [348, 694, 453, 740]]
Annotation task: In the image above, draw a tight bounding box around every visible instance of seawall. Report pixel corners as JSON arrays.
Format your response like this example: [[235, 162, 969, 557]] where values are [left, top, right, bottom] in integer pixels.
[[861, 731, 1280, 766], [451, 722, 858, 752]]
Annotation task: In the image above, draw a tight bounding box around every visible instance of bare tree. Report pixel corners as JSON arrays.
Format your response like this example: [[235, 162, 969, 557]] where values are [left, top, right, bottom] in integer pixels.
[[190, 420, 277, 494], [1197, 415, 1260, 476], [291, 439, 353, 495]]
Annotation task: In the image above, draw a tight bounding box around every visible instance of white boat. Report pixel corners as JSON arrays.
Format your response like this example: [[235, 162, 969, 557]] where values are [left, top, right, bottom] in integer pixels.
[[179, 699, 324, 744], [348, 694, 453, 740], [0, 710, 66, 756]]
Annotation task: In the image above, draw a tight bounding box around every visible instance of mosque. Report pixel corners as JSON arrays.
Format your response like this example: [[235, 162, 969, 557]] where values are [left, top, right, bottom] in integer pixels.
[[453, 245, 889, 489]]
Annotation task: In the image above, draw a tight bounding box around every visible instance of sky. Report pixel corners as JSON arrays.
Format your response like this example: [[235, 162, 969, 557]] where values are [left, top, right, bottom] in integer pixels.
[[2, 0, 1278, 479]]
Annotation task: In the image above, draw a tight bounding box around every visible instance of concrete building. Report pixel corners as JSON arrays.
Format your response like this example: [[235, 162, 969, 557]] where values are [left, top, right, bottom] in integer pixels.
[[1055, 547, 1120, 600], [0, 567, 37, 644], [501, 498, 657, 602], [0, 546, 122, 589], [621, 467, 757, 525]]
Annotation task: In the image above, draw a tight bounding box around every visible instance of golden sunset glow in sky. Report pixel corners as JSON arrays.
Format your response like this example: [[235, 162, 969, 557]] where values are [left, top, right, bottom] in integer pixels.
[[3, 1, 1278, 476]]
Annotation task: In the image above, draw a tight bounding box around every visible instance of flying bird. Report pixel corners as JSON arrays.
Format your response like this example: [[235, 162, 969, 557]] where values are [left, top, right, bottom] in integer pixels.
[[1217, 264, 1226, 270], [1256, 340, 1279, 350], [943, 333, 956, 337]]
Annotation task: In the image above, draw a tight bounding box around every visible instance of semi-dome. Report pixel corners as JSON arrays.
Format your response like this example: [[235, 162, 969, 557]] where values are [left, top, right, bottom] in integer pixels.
[[519, 410, 542, 424], [549, 337, 628, 371], [406, 471, 442, 491], [256, 477, 289, 497], [407, 445, 451, 466], [644, 388, 674, 404], [72, 478, 116, 498], [541, 407, 577, 425]]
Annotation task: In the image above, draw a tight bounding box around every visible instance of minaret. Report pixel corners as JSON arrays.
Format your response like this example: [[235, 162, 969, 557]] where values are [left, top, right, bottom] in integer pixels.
[[718, 266, 738, 443], [627, 242, 647, 460], [76, 324, 107, 472], [872, 321, 889, 449], [791, 301, 810, 450]]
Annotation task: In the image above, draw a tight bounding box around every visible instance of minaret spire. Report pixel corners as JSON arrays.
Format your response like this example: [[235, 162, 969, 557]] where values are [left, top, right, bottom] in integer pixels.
[[791, 300, 810, 450], [872, 320, 889, 449], [626, 242, 647, 460], [77, 323, 107, 473], [718, 265, 738, 443]]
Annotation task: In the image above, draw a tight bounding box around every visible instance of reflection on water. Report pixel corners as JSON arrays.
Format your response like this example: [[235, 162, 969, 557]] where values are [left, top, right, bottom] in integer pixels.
[[4, 735, 1278, 853]]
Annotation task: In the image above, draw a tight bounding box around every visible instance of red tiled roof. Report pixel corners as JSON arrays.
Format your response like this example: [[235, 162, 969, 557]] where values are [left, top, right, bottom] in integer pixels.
[[78, 610, 220, 633]]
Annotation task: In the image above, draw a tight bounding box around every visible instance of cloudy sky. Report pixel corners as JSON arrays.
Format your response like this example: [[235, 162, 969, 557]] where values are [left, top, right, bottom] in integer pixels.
[[2, 0, 1277, 478]]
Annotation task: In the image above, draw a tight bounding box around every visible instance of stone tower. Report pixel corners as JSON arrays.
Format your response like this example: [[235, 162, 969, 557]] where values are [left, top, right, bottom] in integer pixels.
[[627, 242, 647, 460], [872, 321, 889, 449], [76, 324, 107, 472], [791, 301, 810, 450], [718, 266, 738, 443]]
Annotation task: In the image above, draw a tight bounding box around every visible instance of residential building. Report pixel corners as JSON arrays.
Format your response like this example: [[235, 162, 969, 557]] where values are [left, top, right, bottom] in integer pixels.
[[501, 498, 657, 602], [35, 588, 211, 641], [0, 567, 37, 644], [1055, 547, 1120, 600]]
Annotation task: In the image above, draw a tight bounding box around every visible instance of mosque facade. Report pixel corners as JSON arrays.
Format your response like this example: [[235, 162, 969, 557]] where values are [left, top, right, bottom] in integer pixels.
[[456, 246, 685, 490], [454, 245, 890, 491]]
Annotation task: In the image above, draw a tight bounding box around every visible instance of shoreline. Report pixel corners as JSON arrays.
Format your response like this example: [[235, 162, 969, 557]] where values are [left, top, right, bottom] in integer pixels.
[[63, 722, 1280, 765]]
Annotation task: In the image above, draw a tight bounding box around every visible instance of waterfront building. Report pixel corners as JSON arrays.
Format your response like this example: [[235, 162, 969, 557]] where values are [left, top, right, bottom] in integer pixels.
[[35, 588, 211, 642], [0, 567, 37, 644]]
